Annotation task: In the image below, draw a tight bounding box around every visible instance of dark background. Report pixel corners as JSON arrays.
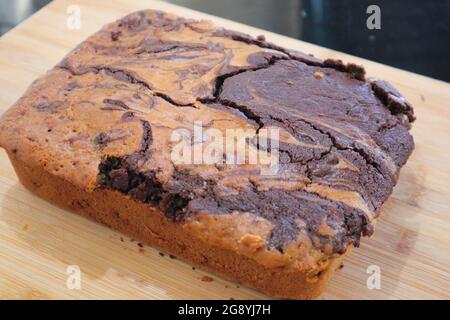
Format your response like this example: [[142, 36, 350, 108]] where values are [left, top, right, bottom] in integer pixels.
[[1, 0, 449, 82]]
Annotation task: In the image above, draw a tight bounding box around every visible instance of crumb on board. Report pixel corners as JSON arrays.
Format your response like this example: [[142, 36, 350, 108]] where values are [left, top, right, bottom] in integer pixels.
[[159, 252, 165, 257], [169, 254, 176, 259], [201, 276, 214, 282], [192, 266, 196, 270], [22, 223, 29, 231], [137, 242, 144, 248], [256, 34, 265, 41], [339, 263, 344, 269], [120, 237, 124, 242]]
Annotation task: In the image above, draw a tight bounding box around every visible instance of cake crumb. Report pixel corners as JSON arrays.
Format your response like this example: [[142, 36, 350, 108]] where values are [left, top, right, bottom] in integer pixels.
[[22, 223, 29, 231], [201, 276, 214, 282], [137, 242, 144, 248], [313, 71, 324, 79], [287, 80, 293, 86], [192, 266, 196, 270], [339, 263, 344, 269], [238, 234, 265, 253], [193, 101, 202, 109], [256, 34, 266, 41], [169, 254, 176, 259], [158, 252, 165, 257], [120, 237, 124, 242], [111, 30, 122, 41]]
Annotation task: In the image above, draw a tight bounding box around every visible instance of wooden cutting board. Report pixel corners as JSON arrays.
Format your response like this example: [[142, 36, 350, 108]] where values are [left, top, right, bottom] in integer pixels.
[[0, 0, 449, 300]]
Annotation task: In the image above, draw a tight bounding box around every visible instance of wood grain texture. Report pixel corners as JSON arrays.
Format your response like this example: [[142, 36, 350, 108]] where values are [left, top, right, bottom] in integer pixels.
[[0, 0, 449, 300]]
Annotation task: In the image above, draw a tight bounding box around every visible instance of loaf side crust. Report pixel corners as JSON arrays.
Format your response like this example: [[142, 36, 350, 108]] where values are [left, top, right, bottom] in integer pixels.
[[9, 153, 347, 299]]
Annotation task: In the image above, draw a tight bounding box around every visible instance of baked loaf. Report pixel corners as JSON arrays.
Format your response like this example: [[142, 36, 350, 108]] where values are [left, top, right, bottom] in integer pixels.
[[0, 10, 415, 299]]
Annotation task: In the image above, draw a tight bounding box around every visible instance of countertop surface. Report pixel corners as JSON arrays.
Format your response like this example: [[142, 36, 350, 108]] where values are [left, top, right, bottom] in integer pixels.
[[0, 0, 449, 299]]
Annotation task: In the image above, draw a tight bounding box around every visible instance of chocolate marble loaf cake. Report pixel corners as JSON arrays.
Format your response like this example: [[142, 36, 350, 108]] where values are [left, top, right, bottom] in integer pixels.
[[0, 10, 414, 299]]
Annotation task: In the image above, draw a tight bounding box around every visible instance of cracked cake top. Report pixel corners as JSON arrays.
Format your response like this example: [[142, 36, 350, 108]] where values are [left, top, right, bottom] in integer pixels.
[[0, 10, 414, 270]]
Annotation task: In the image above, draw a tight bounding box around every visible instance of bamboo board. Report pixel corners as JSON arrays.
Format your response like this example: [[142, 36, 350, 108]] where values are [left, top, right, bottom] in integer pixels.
[[0, 0, 449, 299]]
